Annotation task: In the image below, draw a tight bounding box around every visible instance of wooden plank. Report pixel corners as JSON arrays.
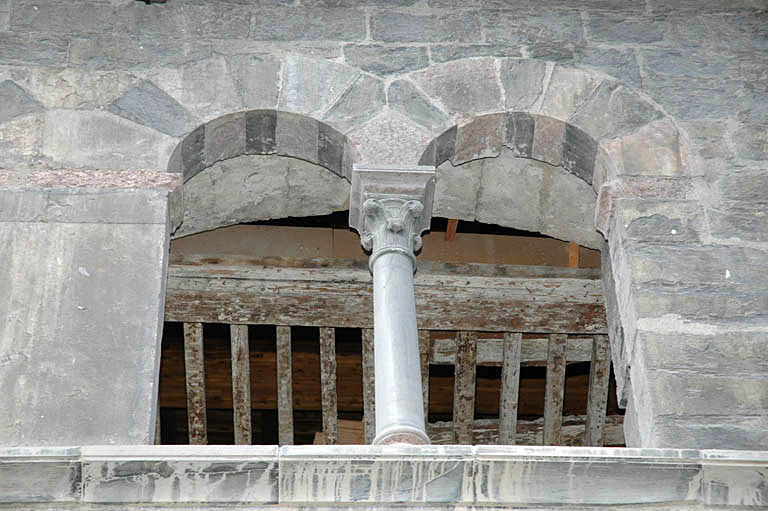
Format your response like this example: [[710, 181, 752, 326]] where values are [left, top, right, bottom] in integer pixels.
[[183, 322, 207, 445], [276, 326, 294, 445], [419, 329, 430, 425], [543, 333, 567, 446], [584, 334, 611, 447], [313, 419, 365, 445], [165, 258, 607, 334], [428, 415, 625, 446], [445, 219, 459, 242], [361, 328, 375, 444], [498, 332, 522, 444], [230, 324, 252, 445], [568, 242, 580, 268], [453, 331, 477, 444], [154, 413, 161, 445], [319, 327, 338, 445], [430, 334, 594, 366]]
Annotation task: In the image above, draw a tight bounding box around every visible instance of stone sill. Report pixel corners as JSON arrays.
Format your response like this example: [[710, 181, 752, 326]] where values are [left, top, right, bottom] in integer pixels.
[[1, 445, 767, 508]]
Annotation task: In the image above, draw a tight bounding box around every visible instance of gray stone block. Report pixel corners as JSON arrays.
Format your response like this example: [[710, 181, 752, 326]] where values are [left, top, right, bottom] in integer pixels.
[[245, 110, 277, 155], [205, 112, 246, 166], [433, 158, 480, 221], [387, 79, 450, 134], [371, 12, 482, 43], [575, 47, 642, 88], [420, 125, 457, 166], [251, 8, 366, 41], [679, 119, 732, 160], [0, 32, 68, 66], [527, 43, 576, 63], [317, 123, 346, 176], [323, 74, 385, 133], [614, 199, 704, 244], [708, 200, 768, 243], [452, 113, 505, 165], [569, 81, 664, 139], [346, 109, 432, 165], [539, 167, 602, 249], [732, 121, 768, 161], [715, 166, 768, 201], [654, 415, 768, 451], [531, 115, 565, 166], [278, 55, 360, 117], [227, 54, 281, 110], [276, 111, 319, 164], [0, 80, 43, 124], [344, 45, 429, 75], [538, 64, 603, 121], [504, 112, 535, 158], [69, 36, 211, 70], [0, 458, 80, 502], [430, 44, 522, 62], [499, 59, 547, 111], [587, 13, 667, 44], [0, 188, 171, 446], [11, 0, 116, 35], [482, 10, 584, 46], [0, 113, 44, 167], [108, 80, 198, 138], [174, 57, 243, 122], [410, 58, 502, 116], [561, 123, 596, 184], [182, 124, 206, 181]]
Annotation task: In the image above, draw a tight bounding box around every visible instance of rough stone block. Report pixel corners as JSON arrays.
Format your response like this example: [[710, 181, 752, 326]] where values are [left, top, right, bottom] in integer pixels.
[[43, 110, 177, 172], [182, 124, 205, 181], [539, 168, 602, 249], [575, 47, 642, 88], [371, 12, 482, 43], [569, 81, 664, 139], [498, 59, 547, 111], [174, 57, 243, 122], [619, 118, 683, 176], [323, 73, 385, 134], [82, 447, 279, 503], [386, 79, 450, 134], [653, 415, 768, 451], [11, 0, 115, 35], [245, 110, 277, 155], [708, 200, 768, 243], [317, 123, 346, 176], [586, 13, 667, 44], [614, 199, 704, 244], [481, 10, 583, 47], [0, 80, 43, 124], [278, 55, 360, 118], [504, 112, 535, 158], [347, 110, 432, 166], [0, 32, 68, 66], [420, 125, 458, 166], [108, 80, 198, 138], [561, 123, 597, 184], [410, 58, 502, 116], [69, 36, 211, 70], [715, 166, 768, 201], [702, 461, 768, 507], [430, 44, 522, 62], [680, 119, 732, 160], [0, 187, 171, 446], [227, 54, 281, 110], [531, 115, 565, 166], [0, 454, 81, 502], [276, 111, 319, 164], [205, 112, 246, 166], [538, 65, 603, 121], [732, 121, 768, 161], [0, 113, 44, 167], [250, 8, 366, 41], [433, 158, 480, 221], [452, 113, 505, 165], [343, 45, 429, 75]]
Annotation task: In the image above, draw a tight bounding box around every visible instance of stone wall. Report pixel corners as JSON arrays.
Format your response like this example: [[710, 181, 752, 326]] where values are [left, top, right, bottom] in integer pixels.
[[0, 0, 766, 449]]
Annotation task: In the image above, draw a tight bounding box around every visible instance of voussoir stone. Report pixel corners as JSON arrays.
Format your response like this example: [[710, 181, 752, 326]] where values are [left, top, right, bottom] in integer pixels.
[[204, 112, 246, 166], [0, 80, 43, 124], [387, 79, 451, 134], [538, 64, 604, 122], [227, 54, 281, 110], [108, 80, 199, 138], [531, 115, 565, 167], [278, 55, 360, 118], [347, 109, 432, 166], [434, 158, 481, 221], [410, 59, 503, 116], [452, 113, 506, 165], [276, 111, 320, 165], [323, 73, 385, 134], [498, 59, 548, 111], [619, 118, 683, 176]]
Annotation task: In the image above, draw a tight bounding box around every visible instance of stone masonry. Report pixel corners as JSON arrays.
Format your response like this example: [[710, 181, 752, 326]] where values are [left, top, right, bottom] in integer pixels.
[[0, 0, 766, 450]]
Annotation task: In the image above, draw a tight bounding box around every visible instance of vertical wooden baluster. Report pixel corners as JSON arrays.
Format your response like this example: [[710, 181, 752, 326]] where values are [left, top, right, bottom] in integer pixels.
[[543, 333, 567, 446], [276, 326, 295, 446], [230, 324, 252, 445], [499, 332, 522, 445], [154, 411, 162, 445], [183, 322, 207, 445], [453, 331, 477, 444], [319, 327, 338, 445], [361, 328, 375, 444], [419, 329, 431, 428], [585, 334, 611, 446]]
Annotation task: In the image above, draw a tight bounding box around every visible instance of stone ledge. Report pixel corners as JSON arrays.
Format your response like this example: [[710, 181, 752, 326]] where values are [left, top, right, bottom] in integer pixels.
[[1, 446, 767, 508]]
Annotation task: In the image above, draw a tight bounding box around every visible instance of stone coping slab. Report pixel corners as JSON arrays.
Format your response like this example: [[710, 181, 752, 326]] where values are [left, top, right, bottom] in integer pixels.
[[1, 445, 767, 508]]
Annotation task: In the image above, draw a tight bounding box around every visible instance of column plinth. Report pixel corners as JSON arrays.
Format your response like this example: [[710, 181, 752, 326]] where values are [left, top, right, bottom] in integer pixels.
[[349, 165, 435, 446]]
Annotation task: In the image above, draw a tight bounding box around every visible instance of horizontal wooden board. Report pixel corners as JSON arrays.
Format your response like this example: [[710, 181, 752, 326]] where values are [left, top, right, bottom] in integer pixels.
[[165, 256, 607, 334]]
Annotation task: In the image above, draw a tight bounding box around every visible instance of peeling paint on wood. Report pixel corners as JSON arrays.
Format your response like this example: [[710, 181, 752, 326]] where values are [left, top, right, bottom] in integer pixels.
[[230, 324, 252, 445], [183, 322, 207, 445], [419, 329, 430, 426], [499, 332, 522, 445], [453, 331, 477, 444], [362, 328, 375, 445], [319, 327, 338, 445], [276, 326, 294, 446], [585, 334, 611, 447], [431, 334, 596, 365], [543, 333, 567, 446]]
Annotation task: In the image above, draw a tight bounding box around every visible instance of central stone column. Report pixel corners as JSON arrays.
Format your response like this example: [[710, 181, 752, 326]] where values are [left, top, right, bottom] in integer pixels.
[[350, 165, 436, 445]]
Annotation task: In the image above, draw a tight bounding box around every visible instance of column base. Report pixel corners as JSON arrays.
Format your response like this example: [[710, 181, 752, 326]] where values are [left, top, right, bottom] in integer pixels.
[[373, 425, 430, 445]]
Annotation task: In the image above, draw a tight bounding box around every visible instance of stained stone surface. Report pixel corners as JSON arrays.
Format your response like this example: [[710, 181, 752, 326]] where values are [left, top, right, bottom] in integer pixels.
[[1, 445, 768, 508], [0, 184, 173, 446], [175, 154, 349, 237]]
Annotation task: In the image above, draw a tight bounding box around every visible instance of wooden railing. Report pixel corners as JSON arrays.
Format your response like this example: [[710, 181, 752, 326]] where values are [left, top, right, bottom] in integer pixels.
[[158, 255, 620, 446]]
